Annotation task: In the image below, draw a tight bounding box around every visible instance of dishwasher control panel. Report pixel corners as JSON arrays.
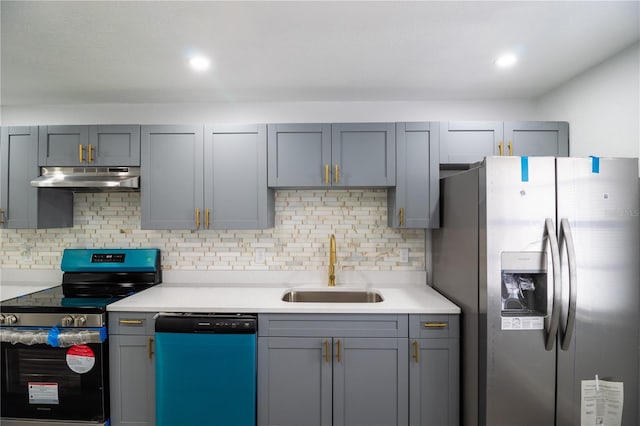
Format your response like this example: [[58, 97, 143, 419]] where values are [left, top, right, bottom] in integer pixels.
[[155, 313, 257, 334]]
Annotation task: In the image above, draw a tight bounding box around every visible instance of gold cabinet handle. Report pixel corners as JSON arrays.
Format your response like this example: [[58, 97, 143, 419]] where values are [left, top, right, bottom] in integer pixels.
[[413, 340, 419, 363], [399, 208, 405, 226], [423, 322, 448, 328], [325, 164, 329, 185], [88, 144, 93, 163], [0, 208, 5, 225], [148, 337, 154, 360], [334, 164, 339, 184], [498, 141, 504, 156], [79, 144, 84, 162], [508, 141, 513, 156], [336, 339, 341, 363], [119, 319, 144, 326], [324, 340, 330, 363], [205, 208, 210, 229], [195, 208, 201, 229]]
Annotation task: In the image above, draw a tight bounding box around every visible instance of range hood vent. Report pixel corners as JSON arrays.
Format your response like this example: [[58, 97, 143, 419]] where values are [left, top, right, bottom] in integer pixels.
[[31, 167, 140, 191]]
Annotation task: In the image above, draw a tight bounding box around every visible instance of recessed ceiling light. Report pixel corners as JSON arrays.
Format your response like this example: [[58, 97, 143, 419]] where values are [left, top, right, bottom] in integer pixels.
[[495, 53, 517, 68], [189, 55, 210, 72]]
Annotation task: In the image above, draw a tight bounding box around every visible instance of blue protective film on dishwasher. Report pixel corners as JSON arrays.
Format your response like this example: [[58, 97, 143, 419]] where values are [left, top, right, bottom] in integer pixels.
[[521, 157, 529, 182], [590, 156, 600, 173]]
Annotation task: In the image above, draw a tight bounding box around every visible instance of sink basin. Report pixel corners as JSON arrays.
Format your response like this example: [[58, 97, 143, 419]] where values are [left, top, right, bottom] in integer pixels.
[[282, 290, 384, 303]]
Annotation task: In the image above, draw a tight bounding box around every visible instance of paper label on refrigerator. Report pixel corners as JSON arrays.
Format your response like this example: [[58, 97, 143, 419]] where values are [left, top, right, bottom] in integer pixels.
[[501, 316, 544, 330], [28, 382, 59, 404], [581, 380, 623, 426]]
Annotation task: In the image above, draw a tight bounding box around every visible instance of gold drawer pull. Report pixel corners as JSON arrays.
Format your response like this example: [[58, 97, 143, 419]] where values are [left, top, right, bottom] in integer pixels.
[[79, 144, 84, 162], [334, 164, 339, 184], [119, 319, 144, 326], [336, 339, 341, 363], [324, 340, 330, 363], [412, 340, 419, 363], [195, 208, 201, 229], [325, 164, 329, 185], [498, 141, 504, 156], [423, 322, 448, 328], [508, 141, 513, 156], [88, 143, 94, 163]]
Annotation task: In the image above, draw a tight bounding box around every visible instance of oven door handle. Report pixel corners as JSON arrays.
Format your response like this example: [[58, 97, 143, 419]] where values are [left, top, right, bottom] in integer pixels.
[[0, 326, 107, 347]]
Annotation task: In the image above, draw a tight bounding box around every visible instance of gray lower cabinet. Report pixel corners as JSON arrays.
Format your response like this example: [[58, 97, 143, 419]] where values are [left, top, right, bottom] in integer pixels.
[[439, 121, 569, 167], [39, 125, 140, 166], [257, 314, 408, 426], [388, 122, 440, 229], [0, 126, 73, 228], [109, 312, 156, 426], [267, 123, 395, 188], [409, 315, 459, 426], [141, 124, 273, 230]]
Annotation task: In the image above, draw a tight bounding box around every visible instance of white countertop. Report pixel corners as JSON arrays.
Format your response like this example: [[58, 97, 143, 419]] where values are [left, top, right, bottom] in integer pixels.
[[107, 282, 460, 314]]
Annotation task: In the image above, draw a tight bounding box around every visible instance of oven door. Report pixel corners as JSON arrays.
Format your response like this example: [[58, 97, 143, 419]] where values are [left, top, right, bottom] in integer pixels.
[[1, 327, 108, 423]]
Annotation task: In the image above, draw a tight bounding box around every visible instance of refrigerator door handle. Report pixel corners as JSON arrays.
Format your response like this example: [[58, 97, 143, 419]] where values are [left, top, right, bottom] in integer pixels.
[[544, 217, 562, 351], [559, 218, 578, 351]]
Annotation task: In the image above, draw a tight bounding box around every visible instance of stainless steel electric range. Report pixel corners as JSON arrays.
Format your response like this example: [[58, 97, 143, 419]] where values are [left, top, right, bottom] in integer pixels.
[[0, 248, 161, 426]]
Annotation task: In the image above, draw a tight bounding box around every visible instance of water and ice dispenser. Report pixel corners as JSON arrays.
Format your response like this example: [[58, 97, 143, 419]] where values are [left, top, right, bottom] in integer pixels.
[[500, 252, 548, 329]]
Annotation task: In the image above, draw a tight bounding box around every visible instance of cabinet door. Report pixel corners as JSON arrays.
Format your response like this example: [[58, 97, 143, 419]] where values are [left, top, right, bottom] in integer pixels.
[[38, 125, 89, 166], [141, 125, 204, 230], [1, 126, 72, 229], [258, 337, 332, 426], [331, 123, 396, 187], [205, 124, 274, 229], [504, 121, 569, 157], [439, 121, 503, 165], [409, 339, 459, 426], [90, 125, 141, 166], [389, 122, 440, 229], [268, 124, 331, 187], [109, 334, 156, 426], [333, 338, 408, 426]]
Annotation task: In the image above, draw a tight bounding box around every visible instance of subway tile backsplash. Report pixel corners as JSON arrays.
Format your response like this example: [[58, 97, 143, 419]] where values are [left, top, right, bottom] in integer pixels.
[[0, 190, 426, 271]]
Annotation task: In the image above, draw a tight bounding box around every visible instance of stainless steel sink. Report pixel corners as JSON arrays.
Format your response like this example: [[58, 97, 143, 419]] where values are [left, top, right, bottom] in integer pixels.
[[282, 290, 384, 303]]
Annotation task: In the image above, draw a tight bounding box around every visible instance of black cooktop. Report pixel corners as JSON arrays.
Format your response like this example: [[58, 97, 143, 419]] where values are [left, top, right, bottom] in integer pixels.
[[0, 286, 121, 314]]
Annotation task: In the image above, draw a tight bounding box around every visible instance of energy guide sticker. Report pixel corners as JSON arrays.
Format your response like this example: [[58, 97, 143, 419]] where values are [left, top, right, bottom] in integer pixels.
[[66, 344, 96, 374], [28, 382, 59, 404]]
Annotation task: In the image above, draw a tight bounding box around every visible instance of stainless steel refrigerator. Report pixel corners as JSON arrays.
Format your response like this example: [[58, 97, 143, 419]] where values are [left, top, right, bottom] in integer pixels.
[[432, 156, 639, 426]]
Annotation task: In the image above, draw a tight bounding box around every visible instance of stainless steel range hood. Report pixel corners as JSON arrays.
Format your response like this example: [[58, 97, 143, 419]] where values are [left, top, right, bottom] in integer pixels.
[[31, 167, 140, 191]]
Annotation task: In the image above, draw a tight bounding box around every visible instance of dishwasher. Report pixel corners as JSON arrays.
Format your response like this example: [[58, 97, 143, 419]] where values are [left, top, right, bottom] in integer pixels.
[[155, 313, 257, 426]]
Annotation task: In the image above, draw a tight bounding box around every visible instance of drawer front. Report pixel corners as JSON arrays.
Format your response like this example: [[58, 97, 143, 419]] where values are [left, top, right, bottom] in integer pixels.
[[258, 314, 408, 338], [409, 314, 459, 339], [109, 312, 156, 335]]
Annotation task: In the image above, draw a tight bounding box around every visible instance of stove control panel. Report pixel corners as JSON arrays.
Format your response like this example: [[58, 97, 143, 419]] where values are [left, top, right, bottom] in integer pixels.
[[0, 312, 103, 328]]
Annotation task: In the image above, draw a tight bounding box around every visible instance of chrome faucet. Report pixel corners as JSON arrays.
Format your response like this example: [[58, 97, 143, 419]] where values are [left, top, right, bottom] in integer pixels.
[[328, 234, 336, 287]]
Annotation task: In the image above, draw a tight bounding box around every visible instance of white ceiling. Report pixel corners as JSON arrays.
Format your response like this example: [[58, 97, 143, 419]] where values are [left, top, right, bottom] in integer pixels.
[[1, 1, 639, 106]]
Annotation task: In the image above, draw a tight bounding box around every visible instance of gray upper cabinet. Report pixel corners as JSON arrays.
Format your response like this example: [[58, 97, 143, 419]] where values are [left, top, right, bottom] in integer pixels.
[[268, 124, 331, 187], [440, 121, 570, 166], [1, 126, 73, 229], [204, 124, 274, 229], [89, 125, 141, 166], [141, 124, 273, 230], [389, 122, 440, 229], [504, 121, 569, 157], [331, 123, 396, 187], [439, 121, 503, 165], [141, 125, 204, 230], [267, 123, 395, 187], [39, 125, 140, 166]]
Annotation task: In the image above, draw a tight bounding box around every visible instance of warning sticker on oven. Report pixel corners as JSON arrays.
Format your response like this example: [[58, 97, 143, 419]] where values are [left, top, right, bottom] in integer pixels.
[[28, 382, 59, 404], [66, 344, 95, 374]]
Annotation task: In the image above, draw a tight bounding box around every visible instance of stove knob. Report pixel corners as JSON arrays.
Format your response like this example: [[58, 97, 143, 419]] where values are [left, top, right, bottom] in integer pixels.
[[61, 316, 74, 327], [5, 315, 18, 325], [74, 316, 87, 327]]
